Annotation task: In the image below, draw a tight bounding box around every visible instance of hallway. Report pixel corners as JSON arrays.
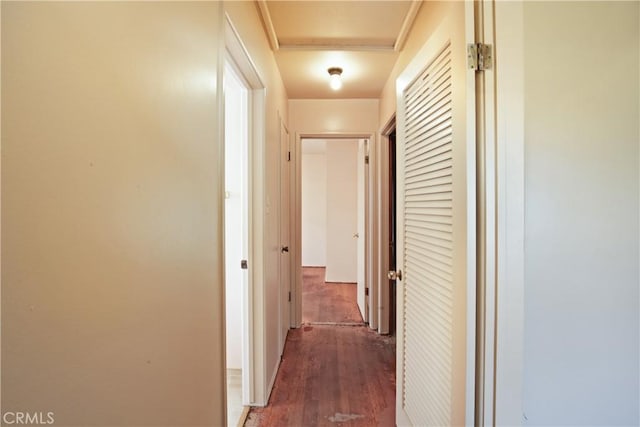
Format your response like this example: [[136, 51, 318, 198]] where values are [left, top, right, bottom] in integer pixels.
[[245, 267, 395, 426]]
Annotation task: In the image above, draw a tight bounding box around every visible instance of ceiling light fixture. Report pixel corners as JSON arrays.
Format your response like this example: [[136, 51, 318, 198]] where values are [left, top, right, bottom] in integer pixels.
[[328, 67, 343, 90]]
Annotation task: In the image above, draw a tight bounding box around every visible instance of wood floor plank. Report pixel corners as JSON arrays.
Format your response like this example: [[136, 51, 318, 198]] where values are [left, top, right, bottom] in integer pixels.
[[245, 325, 395, 427], [302, 267, 364, 324]]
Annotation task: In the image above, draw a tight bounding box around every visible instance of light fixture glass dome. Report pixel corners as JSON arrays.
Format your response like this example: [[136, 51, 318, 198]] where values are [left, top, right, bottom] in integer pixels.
[[328, 67, 343, 90]]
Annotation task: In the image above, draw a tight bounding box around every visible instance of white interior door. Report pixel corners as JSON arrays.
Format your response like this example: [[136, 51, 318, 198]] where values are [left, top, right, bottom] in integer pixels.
[[356, 139, 367, 321], [279, 119, 291, 352], [395, 2, 476, 425]]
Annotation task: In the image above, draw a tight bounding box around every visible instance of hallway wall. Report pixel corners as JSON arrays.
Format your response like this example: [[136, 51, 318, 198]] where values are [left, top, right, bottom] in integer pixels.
[[2, 2, 226, 425], [521, 2, 639, 424], [301, 139, 359, 283], [289, 99, 379, 134], [301, 150, 327, 266]]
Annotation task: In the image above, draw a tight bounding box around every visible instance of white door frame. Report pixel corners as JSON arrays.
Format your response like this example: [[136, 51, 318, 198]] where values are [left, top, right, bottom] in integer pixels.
[[292, 132, 378, 329], [278, 115, 291, 355], [491, 1, 525, 424], [224, 13, 268, 407]]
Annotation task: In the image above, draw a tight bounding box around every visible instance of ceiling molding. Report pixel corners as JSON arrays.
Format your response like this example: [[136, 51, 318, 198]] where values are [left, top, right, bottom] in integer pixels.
[[394, 0, 422, 52], [278, 37, 396, 52], [256, 0, 279, 51]]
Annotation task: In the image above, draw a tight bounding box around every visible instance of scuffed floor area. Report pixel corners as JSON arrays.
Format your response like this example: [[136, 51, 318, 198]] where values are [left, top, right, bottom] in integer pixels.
[[302, 267, 363, 324], [245, 325, 395, 427]]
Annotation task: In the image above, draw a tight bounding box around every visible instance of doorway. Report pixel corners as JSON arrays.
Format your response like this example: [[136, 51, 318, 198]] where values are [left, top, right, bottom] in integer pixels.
[[299, 138, 366, 325], [223, 59, 250, 427]]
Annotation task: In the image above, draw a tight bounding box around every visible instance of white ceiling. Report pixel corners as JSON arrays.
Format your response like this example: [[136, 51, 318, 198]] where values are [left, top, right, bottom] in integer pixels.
[[257, 0, 421, 99]]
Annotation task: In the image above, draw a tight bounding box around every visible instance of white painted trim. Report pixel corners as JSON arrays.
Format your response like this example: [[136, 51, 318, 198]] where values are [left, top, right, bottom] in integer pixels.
[[279, 39, 395, 52], [394, 0, 422, 51], [277, 113, 291, 356], [464, 2, 478, 424], [367, 136, 377, 330], [256, 0, 279, 51], [493, 1, 525, 425], [224, 13, 268, 407], [263, 356, 281, 408], [293, 132, 377, 329]]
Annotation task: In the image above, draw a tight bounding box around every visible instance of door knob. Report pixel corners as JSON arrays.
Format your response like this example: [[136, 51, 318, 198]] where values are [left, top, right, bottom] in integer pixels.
[[387, 270, 402, 281], [281, 246, 289, 253], [353, 233, 359, 238]]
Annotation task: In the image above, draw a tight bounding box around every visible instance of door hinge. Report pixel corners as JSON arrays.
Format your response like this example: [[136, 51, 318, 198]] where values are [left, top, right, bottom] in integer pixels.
[[467, 43, 493, 71], [365, 155, 369, 165], [365, 287, 369, 296], [287, 151, 291, 162], [288, 291, 291, 302], [240, 259, 248, 270]]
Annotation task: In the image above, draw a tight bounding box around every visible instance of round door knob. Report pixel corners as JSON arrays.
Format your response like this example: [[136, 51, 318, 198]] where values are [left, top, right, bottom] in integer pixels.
[[387, 270, 402, 281]]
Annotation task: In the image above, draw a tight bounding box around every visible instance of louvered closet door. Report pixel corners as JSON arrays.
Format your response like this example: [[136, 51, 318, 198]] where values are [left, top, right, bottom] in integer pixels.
[[395, 3, 476, 426]]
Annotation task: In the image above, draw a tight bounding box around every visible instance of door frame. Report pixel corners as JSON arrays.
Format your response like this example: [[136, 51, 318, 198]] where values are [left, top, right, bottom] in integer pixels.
[[491, 1, 525, 424], [377, 116, 396, 335], [278, 115, 291, 355], [222, 54, 250, 408], [224, 13, 268, 407], [292, 132, 378, 328]]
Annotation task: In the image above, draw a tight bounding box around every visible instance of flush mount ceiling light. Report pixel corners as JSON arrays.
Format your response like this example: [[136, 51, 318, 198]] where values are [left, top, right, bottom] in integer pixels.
[[328, 67, 343, 90]]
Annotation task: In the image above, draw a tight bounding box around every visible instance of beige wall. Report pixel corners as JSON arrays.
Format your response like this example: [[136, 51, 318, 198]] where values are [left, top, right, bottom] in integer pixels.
[[2, 2, 225, 426], [378, 1, 452, 127], [521, 1, 639, 424], [224, 1, 289, 404], [301, 151, 327, 267], [289, 99, 379, 134]]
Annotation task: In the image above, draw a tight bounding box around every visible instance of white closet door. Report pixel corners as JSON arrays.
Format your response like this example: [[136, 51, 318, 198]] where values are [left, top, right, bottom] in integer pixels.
[[395, 2, 476, 426]]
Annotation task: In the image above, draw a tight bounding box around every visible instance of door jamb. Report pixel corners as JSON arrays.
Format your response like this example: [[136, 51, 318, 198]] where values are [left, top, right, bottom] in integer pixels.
[[492, 1, 525, 424], [377, 116, 396, 335]]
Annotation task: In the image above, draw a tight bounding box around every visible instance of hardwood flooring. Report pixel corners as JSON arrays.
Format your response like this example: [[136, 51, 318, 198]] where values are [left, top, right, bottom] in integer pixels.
[[302, 267, 363, 324], [245, 267, 395, 427]]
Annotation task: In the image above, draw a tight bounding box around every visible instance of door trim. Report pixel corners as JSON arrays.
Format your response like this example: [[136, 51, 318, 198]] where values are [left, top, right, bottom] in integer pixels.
[[292, 132, 377, 329], [278, 114, 291, 355], [492, 1, 525, 424]]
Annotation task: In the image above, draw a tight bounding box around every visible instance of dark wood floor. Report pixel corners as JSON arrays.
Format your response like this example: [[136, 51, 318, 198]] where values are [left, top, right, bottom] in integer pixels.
[[245, 267, 396, 427], [245, 325, 396, 427], [302, 267, 364, 324]]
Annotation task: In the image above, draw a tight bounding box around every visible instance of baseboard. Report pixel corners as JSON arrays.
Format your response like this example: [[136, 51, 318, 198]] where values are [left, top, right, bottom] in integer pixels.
[[263, 358, 280, 406], [236, 406, 250, 427], [302, 265, 326, 268]]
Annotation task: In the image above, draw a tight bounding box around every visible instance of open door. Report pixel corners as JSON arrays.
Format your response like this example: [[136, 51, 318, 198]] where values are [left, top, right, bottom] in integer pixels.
[[394, 2, 476, 425], [279, 118, 291, 352]]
